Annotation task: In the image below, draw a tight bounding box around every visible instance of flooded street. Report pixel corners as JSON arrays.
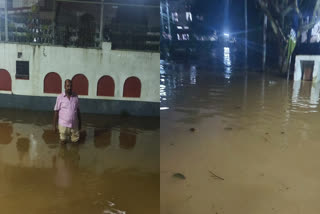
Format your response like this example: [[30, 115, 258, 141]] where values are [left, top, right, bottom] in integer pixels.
[[0, 109, 159, 214], [160, 55, 320, 214]]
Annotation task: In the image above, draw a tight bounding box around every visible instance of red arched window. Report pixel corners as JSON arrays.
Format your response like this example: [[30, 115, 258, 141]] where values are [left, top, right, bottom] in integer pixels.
[[0, 69, 11, 91], [72, 74, 88, 95], [97, 76, 115, 96], [123, 77, 141, 98], [44, 72, 62, 94]]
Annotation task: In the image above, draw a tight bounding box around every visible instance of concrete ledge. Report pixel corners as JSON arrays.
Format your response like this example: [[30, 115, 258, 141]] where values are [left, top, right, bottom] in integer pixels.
[[0, 94, 159, 117]]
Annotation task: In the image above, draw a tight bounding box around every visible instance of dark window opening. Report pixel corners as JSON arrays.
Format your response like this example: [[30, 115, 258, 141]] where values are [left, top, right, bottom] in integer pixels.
[[301, 60, 314, 81], [16, 61, 29, 80]]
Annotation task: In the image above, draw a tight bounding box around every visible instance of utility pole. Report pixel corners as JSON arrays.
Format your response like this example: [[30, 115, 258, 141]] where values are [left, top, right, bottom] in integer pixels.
[[52, 0, 56, 44], [160, 1, 164, 33], [166, 0, 171, 38], [244, 0, 247, 60], [262, 15, 267, 70], [5, 0, 8, 41], [99, 0, 104, 47]]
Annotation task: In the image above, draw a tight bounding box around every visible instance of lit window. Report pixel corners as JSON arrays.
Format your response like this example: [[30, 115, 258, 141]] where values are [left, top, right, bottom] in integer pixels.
[[311, 21, 320, 43], [172, 12, 178, 22], [301, 30, 307, 43], [177, 26, 183, 29], [182, 34, 189, 40], [184, 26, 189, 29], [177, 34, 181, 40], [186, 12, 192, 21]]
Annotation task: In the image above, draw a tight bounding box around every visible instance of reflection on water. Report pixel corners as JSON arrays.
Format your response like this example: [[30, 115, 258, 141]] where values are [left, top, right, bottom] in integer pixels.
[[119, 128, 137, 150], [291, 81, 320, 112], [54, 145, 80, 188], [161, 59, 320, 214], [16, 137, 30, 161], [42, 129, 60, 149], [0, 123, 13, 144], [190, 65, 197, 85], [94, 129, 111, 148], [223, 47, 231, 79], [160, 61, 169, 111], [0, 109, 159, 214]]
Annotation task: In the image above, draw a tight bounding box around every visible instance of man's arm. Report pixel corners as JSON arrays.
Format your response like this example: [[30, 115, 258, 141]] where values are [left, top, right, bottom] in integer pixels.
[[53, 110, 59, 133], [77, 108, 81, 130]]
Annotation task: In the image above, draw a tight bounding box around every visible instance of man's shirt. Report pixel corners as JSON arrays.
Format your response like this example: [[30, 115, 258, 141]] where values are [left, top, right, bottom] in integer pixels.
[[54, 92, 79, 128]]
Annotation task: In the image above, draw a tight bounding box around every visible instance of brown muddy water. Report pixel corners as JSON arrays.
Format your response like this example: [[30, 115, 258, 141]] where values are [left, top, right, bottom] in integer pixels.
[[160, 60, 320, 214], [0, 108, 159, 214]]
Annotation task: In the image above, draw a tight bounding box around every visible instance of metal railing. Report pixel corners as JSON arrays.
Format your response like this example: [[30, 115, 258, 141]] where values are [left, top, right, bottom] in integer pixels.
[[0, 1, 160, 51]]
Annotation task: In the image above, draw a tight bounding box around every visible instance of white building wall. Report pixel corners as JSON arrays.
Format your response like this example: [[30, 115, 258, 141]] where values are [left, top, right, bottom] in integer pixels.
[[0, 42, 160, 103], [294, 55, 320, 83]]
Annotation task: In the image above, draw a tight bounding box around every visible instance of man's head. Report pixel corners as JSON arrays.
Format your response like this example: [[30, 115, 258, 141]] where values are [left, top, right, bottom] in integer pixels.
[[64, 79, 72, 95]]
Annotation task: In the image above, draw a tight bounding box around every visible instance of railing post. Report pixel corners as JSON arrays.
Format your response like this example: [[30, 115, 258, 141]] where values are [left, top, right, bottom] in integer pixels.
[[99, 0, 104, 47], [5, 0, 8, 41], [52, 0, 57, 45]]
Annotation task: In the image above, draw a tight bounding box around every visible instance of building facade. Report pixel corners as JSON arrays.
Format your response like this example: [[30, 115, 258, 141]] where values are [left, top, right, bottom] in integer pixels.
[[0, 42, 159, 116], [160, 0, 194, 42]]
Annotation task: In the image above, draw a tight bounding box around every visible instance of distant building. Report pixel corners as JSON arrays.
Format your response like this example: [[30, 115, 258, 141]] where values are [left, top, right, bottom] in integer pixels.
[[160, 0, 194, 42]]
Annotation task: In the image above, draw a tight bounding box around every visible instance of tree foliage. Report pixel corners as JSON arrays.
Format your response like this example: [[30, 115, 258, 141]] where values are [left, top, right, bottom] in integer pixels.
[[258, 0, 320, 70]]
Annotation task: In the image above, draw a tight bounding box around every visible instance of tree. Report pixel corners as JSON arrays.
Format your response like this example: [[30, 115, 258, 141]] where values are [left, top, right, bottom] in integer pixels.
[[257, 0, 320, 72]]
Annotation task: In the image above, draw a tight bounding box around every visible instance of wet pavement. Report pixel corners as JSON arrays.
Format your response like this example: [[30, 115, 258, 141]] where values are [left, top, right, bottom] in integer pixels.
[[160, 54, 320, 214], [0, 109, 159, 214]]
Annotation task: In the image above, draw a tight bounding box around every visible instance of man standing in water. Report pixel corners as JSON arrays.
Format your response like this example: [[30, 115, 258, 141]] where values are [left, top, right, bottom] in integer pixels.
[[53, 79, 81, 144]]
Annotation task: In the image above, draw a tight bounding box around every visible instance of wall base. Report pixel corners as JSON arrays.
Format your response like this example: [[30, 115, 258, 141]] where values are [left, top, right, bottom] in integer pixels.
[[0, 94, 159, 117]]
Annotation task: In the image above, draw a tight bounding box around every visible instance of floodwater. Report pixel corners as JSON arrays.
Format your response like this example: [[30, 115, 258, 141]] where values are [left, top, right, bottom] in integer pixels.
[[0, 109, 159, 214], [160, 54, 320, 214]]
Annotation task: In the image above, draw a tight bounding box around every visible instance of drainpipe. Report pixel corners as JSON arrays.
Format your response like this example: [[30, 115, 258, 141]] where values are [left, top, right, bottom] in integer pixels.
[[5, 0, 8, 41], [99, 0, 104, 47]]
